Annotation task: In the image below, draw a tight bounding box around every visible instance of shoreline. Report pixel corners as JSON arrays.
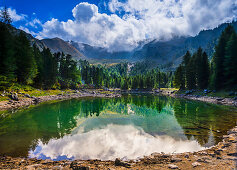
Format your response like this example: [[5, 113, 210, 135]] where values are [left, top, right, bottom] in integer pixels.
[[0, 89, 121, 111], [1, 89, 236, 111], [172, 93, 237, 107]]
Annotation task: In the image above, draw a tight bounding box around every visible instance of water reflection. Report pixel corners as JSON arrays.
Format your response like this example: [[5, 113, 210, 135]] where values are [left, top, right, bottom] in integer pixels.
[[30, 124, 204, 161], [0, 95, 236, 160]]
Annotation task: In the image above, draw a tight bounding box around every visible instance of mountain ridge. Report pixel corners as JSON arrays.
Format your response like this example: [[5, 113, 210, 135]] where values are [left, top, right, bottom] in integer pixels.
[[18, 20, 237, 67]]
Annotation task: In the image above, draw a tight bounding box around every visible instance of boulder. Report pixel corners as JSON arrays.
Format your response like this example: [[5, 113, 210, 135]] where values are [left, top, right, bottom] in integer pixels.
[[114, 158, 130, 168], [33, 98, 40, 104], [25, 94, 31, 98]]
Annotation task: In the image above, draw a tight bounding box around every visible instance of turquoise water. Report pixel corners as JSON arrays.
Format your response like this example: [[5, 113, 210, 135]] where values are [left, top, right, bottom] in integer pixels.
[[0, 95, 236, 160]]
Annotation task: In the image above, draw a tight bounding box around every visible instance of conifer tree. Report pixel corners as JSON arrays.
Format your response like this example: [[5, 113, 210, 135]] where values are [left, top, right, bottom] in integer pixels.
[[182, 51, 191, 89], [0, 22, 15, 80], [210, 25, 235, 90], [174, 65, 185, 89], [15, 32, 38, 84], [0, 6, 12, 24], [224, 33, 237, 89]]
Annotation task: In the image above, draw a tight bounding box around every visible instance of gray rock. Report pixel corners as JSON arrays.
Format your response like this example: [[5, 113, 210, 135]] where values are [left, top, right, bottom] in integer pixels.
[[10, 93, 18, 101], [33, 98, 40, 104], [114, 158, 130, 168], [184, 154, 189, 158], [171, 158, 182, 163], [168, 164, 179, 169], [25, 94, 31, 98]]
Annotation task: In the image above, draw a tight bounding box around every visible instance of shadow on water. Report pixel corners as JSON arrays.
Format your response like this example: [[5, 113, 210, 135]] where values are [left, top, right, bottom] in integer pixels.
[[0, 94, 236, 160]]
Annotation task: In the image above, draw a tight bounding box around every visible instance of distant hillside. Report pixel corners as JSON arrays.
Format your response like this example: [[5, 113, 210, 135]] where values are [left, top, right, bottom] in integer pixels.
[[41, 38, 85, 59], [17, 20, 237, 67], [67, 21, 237, 67], [132, 21, 237, 67]]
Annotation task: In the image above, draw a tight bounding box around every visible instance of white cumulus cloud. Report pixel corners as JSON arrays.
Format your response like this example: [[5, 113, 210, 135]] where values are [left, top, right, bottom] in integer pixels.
[[35, 0, 237, 52], [8, 8, 27, 22]]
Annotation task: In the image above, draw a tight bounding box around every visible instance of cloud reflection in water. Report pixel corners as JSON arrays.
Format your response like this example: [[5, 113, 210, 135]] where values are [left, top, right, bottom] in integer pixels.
[[30, 124, 205, 161]]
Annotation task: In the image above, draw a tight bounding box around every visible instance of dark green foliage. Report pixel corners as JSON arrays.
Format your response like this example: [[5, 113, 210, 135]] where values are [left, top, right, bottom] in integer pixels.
[[175, 24, 237, 91], [14, 32, 38, 84], [195, 48, 209, 89], [200, 52, 210, 89], [174, 65, 185, 89], [0, 22, 16, 80], [210, 25, 236, 90], [223, 33, 237, 89], [175, 47, 209, 90]]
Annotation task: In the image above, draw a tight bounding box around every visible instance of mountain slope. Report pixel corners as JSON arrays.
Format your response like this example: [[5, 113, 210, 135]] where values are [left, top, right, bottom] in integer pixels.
[[132, 21, 237, 66], [69, 21, 237, 66], [41, 38, 85, 59]]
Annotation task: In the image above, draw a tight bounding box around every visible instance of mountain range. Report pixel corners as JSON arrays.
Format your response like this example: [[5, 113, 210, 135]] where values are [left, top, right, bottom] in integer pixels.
[[23, 21, 237, 68]]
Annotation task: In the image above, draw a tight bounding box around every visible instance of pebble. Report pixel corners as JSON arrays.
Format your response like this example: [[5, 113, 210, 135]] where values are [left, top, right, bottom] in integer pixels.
[[171, 158, 182, 163], [192, 162, 201, 167], [168, 164, 179, 169]]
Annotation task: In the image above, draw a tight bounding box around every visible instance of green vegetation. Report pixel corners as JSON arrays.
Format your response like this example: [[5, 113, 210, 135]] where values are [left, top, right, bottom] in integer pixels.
[[174, 24, 237, 91]]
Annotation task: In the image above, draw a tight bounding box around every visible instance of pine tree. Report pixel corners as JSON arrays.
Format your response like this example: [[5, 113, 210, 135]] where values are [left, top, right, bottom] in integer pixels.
[[195, 47, 203, 89], [0, 6, 12, 24], [182, 51, 191, 89], [174, 65, 185, 89], [224, 33, 237, 89], [201, 52, 210, 89], [186, 54, 196, 90], [0, 22, 16, 80], [15, 32, 38, 84], [210, 25, 235, 90]]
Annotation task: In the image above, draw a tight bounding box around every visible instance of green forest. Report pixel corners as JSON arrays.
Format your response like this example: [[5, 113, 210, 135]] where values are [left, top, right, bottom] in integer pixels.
[[174, 25, 237, 91], [0, 7, 236, 92]]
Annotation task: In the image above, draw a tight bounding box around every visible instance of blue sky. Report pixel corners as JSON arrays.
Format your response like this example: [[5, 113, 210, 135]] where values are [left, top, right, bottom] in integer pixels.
[[3, 0, 108, 27], [2, 0, 237, 51]]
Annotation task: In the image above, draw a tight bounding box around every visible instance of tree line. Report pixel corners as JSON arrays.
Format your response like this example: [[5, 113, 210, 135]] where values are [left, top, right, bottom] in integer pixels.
[[174, 24, 237, 91]]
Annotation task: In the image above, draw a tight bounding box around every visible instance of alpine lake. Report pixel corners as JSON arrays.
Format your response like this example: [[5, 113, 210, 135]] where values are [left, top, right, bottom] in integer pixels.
[[0, 94, 237, 161]]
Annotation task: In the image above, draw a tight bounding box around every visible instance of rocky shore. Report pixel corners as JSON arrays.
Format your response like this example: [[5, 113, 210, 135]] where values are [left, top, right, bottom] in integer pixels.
[[0, 89, 121, 111], [1, 126, 237, 169], [173, 94, 237, 107]]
